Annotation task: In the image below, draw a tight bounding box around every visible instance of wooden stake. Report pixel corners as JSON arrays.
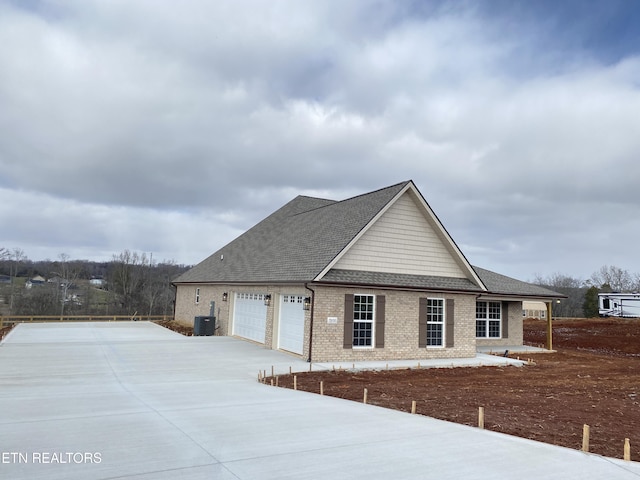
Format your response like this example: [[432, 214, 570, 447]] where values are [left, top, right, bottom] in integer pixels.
[[582, 424, 590, 452], [624, 438, 631, 461], [293, 375, 297, 391], [363, 388, 368, 404], [270, 378, 274, 386], [320, 381, 324, 396], [411, 400, 417, 414], [478, 407, 485, 429], [275, 376, 279, 387], [386, 363, 389, 370], [271, 365, 274, 377], [417, 362, 421, 369], [289, 366, 292, 375]]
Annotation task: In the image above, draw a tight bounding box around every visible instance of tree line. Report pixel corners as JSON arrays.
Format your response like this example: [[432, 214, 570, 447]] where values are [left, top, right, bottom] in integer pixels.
[[533, 265, 640, 318], [2, 246, 636, 319], [0, 247, 190, 317]]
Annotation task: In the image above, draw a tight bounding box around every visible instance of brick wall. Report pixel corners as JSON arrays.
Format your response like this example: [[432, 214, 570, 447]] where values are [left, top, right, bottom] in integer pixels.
[[175, 283, 524, 362], [174, 284, 231, 335], [309, 286, 478, 362], [174, 284, 311, 354], [475, 301, 523, 348]]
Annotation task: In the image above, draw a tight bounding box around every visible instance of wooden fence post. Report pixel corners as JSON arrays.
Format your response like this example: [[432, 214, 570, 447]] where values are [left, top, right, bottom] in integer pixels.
[[411, 400, 417, 414], [478, 407, 485, 429], [624, 438, 631, 461], [582, 424, 590, 452], [293, 375, 297, 391], [363, 388, 368, 404], [320, 381, 324, 396]]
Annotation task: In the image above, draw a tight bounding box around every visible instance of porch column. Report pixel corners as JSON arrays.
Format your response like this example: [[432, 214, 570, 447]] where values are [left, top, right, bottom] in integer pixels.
[[546, 301, 553, 351]]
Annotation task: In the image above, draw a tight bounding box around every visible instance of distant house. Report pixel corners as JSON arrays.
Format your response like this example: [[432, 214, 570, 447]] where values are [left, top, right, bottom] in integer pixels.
[[523, 301, 547, 319], [173, 181, 562, 361], [25, 275, 46, 289], [47, 276, 67, 287], [90, 278, 105, 288]]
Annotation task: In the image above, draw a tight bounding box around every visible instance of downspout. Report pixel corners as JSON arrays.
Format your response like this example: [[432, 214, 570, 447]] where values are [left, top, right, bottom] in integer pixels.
[[305, 283, 316, 363]]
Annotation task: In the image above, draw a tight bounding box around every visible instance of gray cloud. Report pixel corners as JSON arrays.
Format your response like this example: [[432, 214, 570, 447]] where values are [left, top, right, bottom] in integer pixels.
[[1, 1, 640, 280]]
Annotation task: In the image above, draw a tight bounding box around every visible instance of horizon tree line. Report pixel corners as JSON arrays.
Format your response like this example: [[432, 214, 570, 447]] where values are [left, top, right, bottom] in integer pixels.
[[0, 247, 190, 317]]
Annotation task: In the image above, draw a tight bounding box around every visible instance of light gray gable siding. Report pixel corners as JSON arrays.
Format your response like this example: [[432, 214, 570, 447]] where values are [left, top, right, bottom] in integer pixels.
[[333, 191, 467, 278]]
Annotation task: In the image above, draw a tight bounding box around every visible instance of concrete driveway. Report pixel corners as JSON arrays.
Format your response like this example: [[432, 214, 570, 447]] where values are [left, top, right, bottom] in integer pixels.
[[1, 322, 639, 479]]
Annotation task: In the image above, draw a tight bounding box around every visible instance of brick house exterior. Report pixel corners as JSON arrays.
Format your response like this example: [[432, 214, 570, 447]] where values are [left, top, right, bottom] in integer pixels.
[[173, 181, 561, 362]]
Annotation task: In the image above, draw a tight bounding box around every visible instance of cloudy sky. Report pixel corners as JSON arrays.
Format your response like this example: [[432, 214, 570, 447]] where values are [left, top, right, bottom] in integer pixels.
[[1, 0, 640, 282]]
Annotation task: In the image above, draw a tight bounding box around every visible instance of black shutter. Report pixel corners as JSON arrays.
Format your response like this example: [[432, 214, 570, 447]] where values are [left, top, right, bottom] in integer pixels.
[[502, 301, 509, 339], [375, 295, 385, 348], [445, 299, 455, 348], [418, 298, 428, 348], [343, 294, 354, 348]]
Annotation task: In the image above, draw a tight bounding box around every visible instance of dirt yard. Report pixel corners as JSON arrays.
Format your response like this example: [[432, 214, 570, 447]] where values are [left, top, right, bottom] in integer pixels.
[[271, 318, 640, 460]]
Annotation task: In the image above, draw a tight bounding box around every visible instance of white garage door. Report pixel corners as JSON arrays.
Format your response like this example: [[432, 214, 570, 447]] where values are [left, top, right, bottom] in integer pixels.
[[278, 294, 305, 355], [233, 293, 267, 344]]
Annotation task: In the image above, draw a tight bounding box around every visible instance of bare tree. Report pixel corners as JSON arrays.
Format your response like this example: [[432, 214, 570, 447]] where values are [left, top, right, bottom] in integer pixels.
[[8, 248, 27, 313], [532, 273, 585, 317], [53, 253, 83, 316], [108, 250, 148, 315], [589, 265, 633, 292]]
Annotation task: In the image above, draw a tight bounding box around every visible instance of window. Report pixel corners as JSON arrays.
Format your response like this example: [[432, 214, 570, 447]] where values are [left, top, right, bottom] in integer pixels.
[[476, 301, 501, 338], [426, 298, 444, 347], [352, 294, 375, 347], [195, 288, 200, 304]]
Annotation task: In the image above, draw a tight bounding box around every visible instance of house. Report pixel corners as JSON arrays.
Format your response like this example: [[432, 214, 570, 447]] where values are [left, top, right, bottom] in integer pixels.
[[173, 181, 562, 361], [523, 301, 548, 319], [90, 277, 105, 288], [25, 275, 46, 289]]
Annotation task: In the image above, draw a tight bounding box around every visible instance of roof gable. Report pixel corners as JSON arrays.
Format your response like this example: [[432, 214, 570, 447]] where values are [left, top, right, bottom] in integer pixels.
[[315, 182, 486, 289]]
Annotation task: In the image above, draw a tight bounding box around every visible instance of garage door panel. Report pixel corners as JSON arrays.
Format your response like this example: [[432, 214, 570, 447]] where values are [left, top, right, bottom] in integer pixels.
[[278, 295, 304, 355], [233, 293, 267, 344]]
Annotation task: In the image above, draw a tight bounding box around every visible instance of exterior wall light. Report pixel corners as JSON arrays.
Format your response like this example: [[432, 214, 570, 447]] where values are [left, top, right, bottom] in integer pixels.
[[222, 292, 228, 302], [264, 294, 272, 307], [303, 297, 311, 311]]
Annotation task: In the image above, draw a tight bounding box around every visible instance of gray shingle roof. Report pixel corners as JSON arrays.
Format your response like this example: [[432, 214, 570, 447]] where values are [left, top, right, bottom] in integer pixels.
[[320, 269, 484, 291], [319, 267, 562, 298], [173, 182, 410, 284], [174, 181, 563, 299], [472, 266, 563, 298]]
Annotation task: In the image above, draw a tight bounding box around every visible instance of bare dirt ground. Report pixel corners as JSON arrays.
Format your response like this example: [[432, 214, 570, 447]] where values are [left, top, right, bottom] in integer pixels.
[[271, 318, 640, 460], [157, 320, 194, 336], [0, 324, 12, 341]]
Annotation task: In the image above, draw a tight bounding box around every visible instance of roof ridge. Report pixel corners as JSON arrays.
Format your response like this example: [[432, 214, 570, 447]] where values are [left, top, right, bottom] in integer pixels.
[[291, 181, 411, 218]]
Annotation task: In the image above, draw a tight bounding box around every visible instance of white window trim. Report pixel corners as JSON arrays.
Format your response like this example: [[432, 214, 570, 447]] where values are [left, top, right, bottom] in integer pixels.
[[195, 288, 200, 304], [352, 294, 375, 349], [476, 301, 502, 339], [426, 297, 445, 348]]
